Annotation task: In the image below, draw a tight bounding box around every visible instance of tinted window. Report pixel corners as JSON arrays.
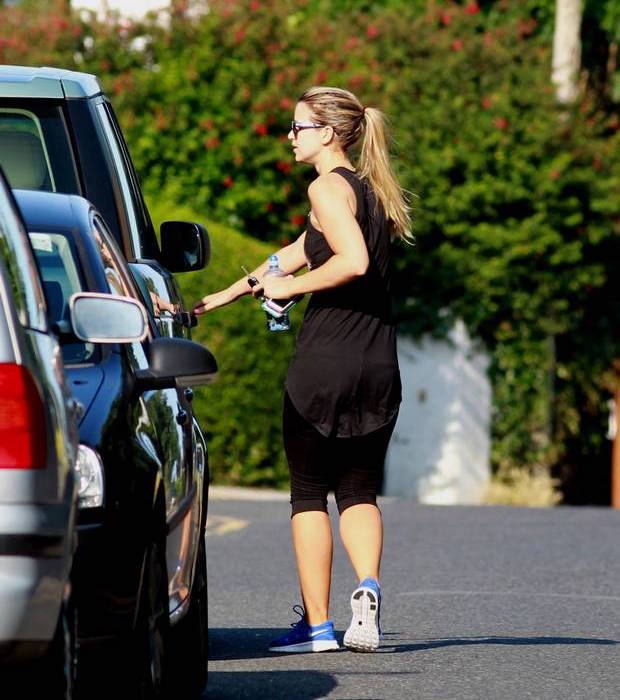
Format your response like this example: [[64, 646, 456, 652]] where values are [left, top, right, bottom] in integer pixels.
[[29, 231, 96, 364], [0, 183, 46, 331], [91, 215, 151, 369], [95, 103, 142, 257], [0, 103, 80, 194]]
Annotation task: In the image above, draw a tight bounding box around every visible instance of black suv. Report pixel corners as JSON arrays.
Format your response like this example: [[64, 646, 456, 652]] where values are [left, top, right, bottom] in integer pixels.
[[0, 65, 205, 337]]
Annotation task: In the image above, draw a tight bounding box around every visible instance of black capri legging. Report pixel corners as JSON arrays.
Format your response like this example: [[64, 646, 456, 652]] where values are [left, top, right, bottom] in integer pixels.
[[283, 392, 398, 517]]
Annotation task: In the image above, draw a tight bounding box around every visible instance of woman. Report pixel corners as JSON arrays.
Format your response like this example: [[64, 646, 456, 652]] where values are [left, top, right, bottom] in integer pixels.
[[194, 86, 412, 653]]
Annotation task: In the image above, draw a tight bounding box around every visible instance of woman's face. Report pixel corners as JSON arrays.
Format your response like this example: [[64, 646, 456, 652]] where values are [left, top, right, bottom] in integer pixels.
[[288, 101, 325, 166]]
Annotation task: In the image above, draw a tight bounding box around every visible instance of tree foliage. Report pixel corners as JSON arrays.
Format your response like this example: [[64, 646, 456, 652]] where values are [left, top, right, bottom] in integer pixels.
[[1, 0, 619, 498]]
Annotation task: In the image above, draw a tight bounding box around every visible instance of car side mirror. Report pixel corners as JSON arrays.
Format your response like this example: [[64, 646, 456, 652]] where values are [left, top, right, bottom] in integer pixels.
[[160, 221, 210, 273], [69, 292, 148, 343], [134, 337, 218, 391]]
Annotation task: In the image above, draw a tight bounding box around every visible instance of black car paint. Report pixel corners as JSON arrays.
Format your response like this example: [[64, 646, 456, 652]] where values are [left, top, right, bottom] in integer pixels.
[[15, 190, 208, 640]]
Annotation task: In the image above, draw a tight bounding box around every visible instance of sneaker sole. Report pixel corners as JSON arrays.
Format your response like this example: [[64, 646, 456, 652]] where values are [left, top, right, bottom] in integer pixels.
[[343, 586, 380, 652], [269, 639, 340, 653]]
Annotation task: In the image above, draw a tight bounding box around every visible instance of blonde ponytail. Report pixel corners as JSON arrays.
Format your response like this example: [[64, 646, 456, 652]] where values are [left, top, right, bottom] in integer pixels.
[[299, 86, 413, 243], [358, 107, 413, 243]]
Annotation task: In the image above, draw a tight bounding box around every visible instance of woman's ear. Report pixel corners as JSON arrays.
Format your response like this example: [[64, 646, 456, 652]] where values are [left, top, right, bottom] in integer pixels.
[[321, 125, 336, 145]]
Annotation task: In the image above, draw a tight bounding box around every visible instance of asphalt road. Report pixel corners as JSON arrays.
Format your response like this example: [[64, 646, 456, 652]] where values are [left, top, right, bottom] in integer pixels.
[[203, 494, 620, 700]]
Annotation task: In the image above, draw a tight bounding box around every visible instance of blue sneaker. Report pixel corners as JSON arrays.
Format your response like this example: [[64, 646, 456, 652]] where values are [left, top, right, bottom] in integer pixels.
[[343, 577, 382, 652], [269, 605, 340, 653]]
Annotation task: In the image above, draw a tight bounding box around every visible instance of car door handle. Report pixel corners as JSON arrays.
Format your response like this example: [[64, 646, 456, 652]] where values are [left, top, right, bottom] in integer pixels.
[[68, 397, 85, 420], [176, 409, 188, 426], [174, 311, 198, 328]]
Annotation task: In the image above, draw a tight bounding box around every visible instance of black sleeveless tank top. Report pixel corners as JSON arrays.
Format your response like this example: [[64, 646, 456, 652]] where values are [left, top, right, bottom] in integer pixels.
[[285, 166, 402, 437]]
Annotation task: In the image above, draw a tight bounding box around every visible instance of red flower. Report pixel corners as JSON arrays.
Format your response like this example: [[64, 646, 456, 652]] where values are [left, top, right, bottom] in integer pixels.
[[366, 25, 379, 39], [155, 110, 167, 131], [223, 176, 233, 188], [279, 97, 293, 111], [200, 118, 214, 130], [276, 160, 292, 174], [464, 3, 480, 15], [345, 37, 359, 50], [481, 96, 492, 110], [451, 39, 463, 51], [550, 169, 560, 180], [484, 31, 493, 46], [314, 69, 328, 83], [517, 18, 537, 38], [250, 0, 260, 10], [204, 136, 220, 149], [439, 11, 451, 26], [291, 214, 306, 227], [348, 74, 364, 89], [494, 117, 508, 130], [254, 123, 268, 136], [265, 202, 274, 212], [280, 236, 291, 246], [235, 27, 246, 44]]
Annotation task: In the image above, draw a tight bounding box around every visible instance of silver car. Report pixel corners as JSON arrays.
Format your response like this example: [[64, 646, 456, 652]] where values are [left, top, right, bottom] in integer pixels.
[[0, 167, 79, 696]]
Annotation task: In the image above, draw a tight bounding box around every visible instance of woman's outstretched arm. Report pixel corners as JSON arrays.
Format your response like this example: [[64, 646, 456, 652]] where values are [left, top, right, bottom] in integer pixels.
[[193, 231, 308, 314]]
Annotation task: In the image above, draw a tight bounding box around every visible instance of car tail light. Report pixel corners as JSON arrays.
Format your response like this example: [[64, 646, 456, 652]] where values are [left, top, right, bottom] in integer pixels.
[[0, 363, 47, 469]]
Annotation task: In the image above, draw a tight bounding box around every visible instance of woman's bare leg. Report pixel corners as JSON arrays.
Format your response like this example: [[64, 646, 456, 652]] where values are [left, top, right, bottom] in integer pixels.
[[339, 503, 383, 582], [291, 511, 333, 626]]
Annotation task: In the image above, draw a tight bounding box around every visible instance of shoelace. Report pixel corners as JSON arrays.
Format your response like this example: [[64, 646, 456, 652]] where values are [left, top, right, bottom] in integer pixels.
[[290, 604, 306, 627]]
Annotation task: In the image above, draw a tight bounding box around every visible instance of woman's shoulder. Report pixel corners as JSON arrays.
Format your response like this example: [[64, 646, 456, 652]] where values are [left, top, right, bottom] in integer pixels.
[[308, 171, 355, 203]]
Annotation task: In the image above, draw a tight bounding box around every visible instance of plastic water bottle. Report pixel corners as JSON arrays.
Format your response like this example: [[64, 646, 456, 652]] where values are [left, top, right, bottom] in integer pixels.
[[263, 254, 291, 332]]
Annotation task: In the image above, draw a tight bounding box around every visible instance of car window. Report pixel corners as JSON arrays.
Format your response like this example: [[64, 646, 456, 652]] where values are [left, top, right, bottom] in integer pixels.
[[0, 104, 80, 195], [29, 231, 96, 364], [0, 183, 46, 331], [91, 215, 151, 370], [95, 103, 143, 257], [102, 104, 158, 256]]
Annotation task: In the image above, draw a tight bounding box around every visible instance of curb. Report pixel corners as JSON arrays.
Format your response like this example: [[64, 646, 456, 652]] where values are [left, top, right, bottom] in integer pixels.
[[208, 485, 290, 501]]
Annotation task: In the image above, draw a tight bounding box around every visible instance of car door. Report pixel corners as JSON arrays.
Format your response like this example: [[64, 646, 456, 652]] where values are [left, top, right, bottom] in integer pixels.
[[90, 213, 199, 608]]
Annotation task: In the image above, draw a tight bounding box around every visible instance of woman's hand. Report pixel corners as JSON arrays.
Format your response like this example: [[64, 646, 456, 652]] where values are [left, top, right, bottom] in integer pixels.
[[193, 286, 240, 315], [259, 274, 295, 300]]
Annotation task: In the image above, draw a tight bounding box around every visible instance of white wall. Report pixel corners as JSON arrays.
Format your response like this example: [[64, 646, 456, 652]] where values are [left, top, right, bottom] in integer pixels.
[[72, 0, 169, 19], [384, 320, 491, 505]]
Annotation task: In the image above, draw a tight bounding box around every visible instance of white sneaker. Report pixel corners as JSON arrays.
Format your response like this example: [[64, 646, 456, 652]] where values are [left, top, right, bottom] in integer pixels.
[[343, 578, 381, 652]]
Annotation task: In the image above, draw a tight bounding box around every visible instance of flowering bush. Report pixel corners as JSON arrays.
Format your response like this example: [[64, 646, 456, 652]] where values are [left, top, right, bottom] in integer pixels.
[[1, 0, 619, 499]]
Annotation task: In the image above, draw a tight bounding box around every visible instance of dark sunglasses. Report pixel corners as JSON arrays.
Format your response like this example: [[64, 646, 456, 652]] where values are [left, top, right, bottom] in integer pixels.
[[291, 120, 324, 138]]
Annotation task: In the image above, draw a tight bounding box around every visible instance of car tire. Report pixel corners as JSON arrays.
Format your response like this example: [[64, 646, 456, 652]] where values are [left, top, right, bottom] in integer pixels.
[[169, 536, 208, 696], [131, 538, 170, 700]]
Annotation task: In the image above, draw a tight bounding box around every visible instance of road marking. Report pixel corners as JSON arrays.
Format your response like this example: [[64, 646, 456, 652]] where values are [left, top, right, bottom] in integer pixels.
[[206, 514, 249, 537], [400, 589, 620, 601]]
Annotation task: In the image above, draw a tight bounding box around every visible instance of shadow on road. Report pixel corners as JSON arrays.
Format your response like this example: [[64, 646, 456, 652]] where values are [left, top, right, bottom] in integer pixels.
[[203, 670, 337, 699], [380, 635, 618, 653], [208, 627, 302, 660], [209, 628, 618, 661]]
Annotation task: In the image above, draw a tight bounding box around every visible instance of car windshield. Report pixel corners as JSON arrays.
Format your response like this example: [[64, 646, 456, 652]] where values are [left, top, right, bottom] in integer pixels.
[[0, 103, 80, 194], [29, 231, 96, 364]]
